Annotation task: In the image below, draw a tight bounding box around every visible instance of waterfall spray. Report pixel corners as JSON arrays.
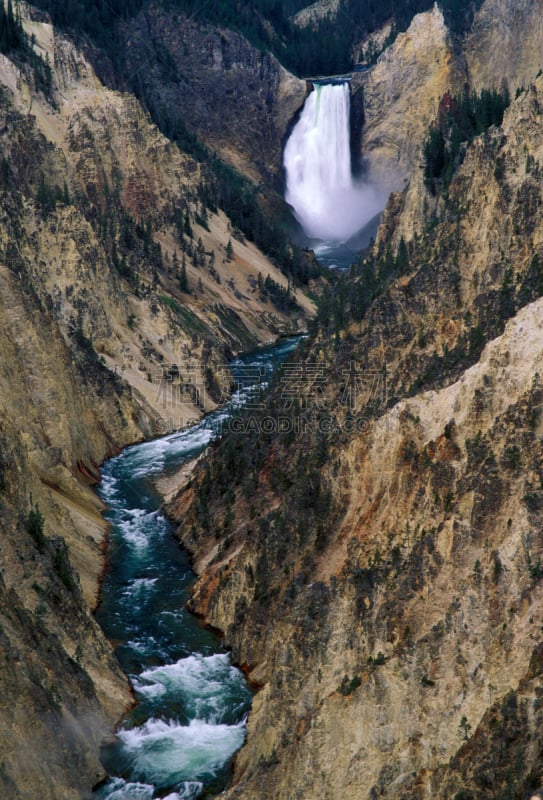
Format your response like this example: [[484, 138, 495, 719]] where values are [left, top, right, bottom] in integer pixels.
[[283, 82, 382, 243]]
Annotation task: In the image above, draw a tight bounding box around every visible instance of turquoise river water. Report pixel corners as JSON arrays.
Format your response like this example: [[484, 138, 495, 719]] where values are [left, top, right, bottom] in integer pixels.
[[94, 337, 300, 800]]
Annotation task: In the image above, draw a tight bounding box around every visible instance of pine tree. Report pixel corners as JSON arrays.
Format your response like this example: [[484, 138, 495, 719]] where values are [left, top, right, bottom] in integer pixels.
[[199, 203, 209, 230], [0, 157, 10, 187], [195, 237, 205, 267], [184, 211, 193, 239], [179, 255, 189, 293], [36, 173, 54, 212], [0, 0, 25, 54]]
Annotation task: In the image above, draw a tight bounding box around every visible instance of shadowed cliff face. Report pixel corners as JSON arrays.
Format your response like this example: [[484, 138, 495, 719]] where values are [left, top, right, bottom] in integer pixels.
[[115, 3, 307, 186], [169, 73, 543, 800]]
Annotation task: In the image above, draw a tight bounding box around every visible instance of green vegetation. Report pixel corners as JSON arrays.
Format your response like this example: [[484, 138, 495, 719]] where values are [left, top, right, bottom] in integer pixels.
[[190, 373, 340, 605], [35, 175, 71, 215], [502, 445, 521, 471], [32, 0, 144, 51], [424, 86, 510, 196], [97, 204, 164, 287], [0, 0, 25, 53], [314, 237, 411, 344], [198, 158, 321, 286], [338, 674, 361, 695], [258, 273, 300, 312], [26, 499, 46, 551], [25, 503, 75, 590], [51, 539, 75, 591], [458, 714, 472, 741], [213, 305, 257, 350], [160, 295, 210, 336], [178, 259, 189, 293]]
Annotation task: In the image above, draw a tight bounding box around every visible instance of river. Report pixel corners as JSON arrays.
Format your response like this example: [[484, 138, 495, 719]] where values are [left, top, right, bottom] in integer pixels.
[[94, 337, 300, 800]]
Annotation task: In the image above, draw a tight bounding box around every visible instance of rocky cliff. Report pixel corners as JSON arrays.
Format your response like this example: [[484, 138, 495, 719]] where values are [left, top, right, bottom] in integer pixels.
[[357, 5, 457, 188], [115, 2, 307, 186], [358, 0, 543, 190], [293, 0, 341, 28], [0, 7, 313, 798], [169, 63, 543, 800], [466, 0, 543, 94]]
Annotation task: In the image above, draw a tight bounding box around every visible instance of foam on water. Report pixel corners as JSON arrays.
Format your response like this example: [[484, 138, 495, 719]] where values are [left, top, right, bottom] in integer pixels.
[[97, 778, 202, 800], [96, 779, 154, 800], [116, 718, 246, 789], [133, 653, 251, 723], [125, 577, 158, 593], [116, 510, 166, 552]]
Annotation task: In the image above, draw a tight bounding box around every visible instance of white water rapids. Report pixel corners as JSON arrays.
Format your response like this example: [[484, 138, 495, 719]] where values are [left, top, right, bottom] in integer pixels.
[[284, 82, 383, 244]]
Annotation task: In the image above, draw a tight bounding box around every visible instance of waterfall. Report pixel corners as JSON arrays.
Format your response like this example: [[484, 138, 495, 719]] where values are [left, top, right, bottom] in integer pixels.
[[284, 82, 382, 243]]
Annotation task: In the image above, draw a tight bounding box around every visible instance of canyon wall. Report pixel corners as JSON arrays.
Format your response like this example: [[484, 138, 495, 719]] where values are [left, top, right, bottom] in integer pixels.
[[359, 0, 543, 189], [2, 0, 543, 796], [170, 67, 543, 800], [116, 2, 307, 186]]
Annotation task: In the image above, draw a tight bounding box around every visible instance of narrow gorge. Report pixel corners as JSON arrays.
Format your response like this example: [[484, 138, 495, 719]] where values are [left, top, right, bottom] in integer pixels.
[[1, 0, 543, 799]]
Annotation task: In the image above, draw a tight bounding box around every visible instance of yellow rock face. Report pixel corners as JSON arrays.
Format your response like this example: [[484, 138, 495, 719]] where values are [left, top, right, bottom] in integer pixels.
[[359, 0, 543, 193], [466, 0, 543, 92], [359, 6, 456, 189]]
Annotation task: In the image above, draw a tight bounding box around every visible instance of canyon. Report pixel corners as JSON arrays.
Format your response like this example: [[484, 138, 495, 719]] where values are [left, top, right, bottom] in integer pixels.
[[168, 5, 543, 800], [1, 0, 543, 798]]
